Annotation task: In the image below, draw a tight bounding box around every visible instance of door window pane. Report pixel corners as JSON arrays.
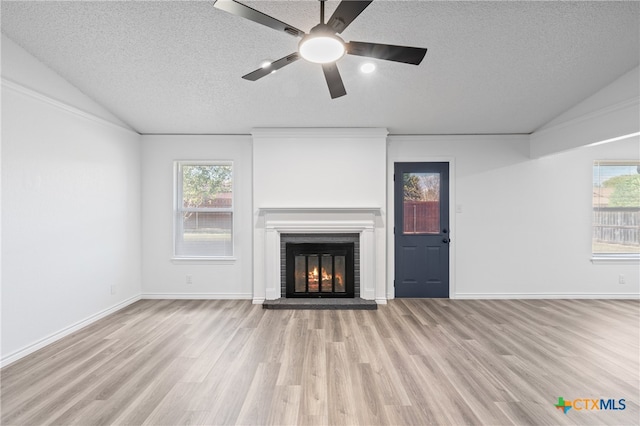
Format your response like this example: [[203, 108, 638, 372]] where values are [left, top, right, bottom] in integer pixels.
[[403, 172, 440, 234]]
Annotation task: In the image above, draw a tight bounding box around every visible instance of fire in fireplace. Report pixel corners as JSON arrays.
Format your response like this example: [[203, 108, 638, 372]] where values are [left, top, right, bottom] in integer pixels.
[[286, 243, 355, 297]]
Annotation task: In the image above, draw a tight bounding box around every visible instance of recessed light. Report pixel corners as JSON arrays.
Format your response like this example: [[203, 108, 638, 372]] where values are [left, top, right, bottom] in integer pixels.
[[360, 62, 376, 74]]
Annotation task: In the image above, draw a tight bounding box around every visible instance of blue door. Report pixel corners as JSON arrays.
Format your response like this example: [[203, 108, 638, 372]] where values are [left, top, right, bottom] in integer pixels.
[[394, 162, 450, 298]]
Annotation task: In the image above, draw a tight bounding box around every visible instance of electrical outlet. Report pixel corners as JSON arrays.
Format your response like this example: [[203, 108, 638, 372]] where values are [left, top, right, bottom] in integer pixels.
[[619, 274, 625, 285], [110, 285, 116, 295], [186, 275, 193, 285]]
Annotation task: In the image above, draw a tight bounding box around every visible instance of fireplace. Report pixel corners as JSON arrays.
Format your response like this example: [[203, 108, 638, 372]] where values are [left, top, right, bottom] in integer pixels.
[[257, 207, 381, 303], [286, 243, 355, 298]]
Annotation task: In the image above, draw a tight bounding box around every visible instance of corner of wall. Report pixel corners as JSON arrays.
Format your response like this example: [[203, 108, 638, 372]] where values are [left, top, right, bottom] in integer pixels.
[[530, 66, 640, 158]]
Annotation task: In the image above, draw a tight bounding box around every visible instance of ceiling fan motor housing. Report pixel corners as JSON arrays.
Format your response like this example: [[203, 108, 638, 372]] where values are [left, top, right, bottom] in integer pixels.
[[298, 24, 346, 64]]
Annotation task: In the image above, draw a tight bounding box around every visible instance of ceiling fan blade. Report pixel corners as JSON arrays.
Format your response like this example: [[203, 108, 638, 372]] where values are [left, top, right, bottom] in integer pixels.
[[327, 1, 373, 34], [242, 53, 300, 81], [322, 63, 347, 99], [214, 0, 305, 38], [346, 41, 427, 65]]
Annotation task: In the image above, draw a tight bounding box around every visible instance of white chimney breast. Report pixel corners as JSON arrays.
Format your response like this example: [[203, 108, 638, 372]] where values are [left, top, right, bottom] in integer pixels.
[[252, 128, 388, 304]]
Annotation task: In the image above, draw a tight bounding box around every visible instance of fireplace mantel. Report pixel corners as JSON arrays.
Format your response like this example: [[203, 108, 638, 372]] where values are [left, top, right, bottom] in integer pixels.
[[259, 207, 381, 231], [255, 207, 384, 304], [259, 207, 382, 214]]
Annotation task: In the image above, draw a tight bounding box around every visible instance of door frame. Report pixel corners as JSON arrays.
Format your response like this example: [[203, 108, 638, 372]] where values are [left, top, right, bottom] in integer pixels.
[[387, 156, 456, 299]]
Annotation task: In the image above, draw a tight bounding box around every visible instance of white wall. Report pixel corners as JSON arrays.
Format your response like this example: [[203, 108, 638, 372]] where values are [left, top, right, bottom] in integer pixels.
[[388, 135, 640, 298], [1, 36, 142, 365], [141, 135, 253, 299], [252, 128, 388, 208]]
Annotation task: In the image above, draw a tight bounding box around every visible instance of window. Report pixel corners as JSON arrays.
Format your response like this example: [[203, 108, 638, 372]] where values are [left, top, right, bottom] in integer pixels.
[[592, 161, 640, 258], [175, 162, 233, 258]]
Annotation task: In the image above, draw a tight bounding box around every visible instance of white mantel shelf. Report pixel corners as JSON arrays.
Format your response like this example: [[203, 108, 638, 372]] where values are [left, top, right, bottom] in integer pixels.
[[259, 207, 382, 232], [259, 207, 382, 214]]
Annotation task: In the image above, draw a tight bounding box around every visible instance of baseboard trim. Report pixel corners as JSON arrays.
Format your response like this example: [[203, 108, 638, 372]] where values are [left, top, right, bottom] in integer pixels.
[[0, 295, 141, 368], [375, 297, 388, 305], [142, 293, 252, 300], [253, 297, 266, 305], [454, 292, 640, 299]]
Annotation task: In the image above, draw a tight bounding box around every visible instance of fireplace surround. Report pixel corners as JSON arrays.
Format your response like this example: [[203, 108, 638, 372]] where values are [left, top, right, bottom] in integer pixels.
[[255, 207, 382, 303]]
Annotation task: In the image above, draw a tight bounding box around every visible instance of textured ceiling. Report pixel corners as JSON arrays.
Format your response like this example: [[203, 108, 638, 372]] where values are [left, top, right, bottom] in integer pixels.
[[2, 1, 639, 135]]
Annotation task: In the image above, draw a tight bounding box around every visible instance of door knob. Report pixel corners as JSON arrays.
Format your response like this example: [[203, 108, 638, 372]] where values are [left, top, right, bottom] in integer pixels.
[[442, 238, 451, 243]]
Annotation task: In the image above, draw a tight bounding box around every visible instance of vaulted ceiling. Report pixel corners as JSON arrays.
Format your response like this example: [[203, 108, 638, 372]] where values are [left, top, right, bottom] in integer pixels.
[[2, 1, 639, 135]]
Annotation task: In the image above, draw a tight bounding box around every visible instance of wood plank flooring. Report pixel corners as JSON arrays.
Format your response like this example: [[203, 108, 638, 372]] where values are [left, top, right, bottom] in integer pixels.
[[1, 299, 638, 425]]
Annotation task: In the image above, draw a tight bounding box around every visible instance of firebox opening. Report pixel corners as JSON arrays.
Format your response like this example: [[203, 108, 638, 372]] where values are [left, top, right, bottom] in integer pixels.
[[286, 243, 355, 298]]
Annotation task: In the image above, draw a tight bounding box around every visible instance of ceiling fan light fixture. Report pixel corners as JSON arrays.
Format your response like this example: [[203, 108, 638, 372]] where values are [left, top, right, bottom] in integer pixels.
[[299, 31, 345, 64]]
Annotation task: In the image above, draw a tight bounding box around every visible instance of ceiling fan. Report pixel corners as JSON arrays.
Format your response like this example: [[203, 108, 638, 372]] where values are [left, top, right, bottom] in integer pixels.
[[213, 0, 427, 99]]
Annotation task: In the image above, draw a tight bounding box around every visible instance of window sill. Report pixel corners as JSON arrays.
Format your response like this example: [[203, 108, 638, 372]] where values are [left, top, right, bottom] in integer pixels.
[[591, 256, 639, 264], [171, 257, 237, 264]]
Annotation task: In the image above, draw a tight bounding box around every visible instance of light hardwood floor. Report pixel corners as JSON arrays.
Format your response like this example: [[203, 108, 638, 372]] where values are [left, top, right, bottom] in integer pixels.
[[1, 299, 638, 425]]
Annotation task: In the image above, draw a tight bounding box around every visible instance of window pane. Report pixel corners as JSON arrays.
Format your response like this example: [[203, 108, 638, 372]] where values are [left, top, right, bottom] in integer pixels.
[[177, 212, 232, 257], [593, 162, 640, 255], [182, 165, 232, 209], [334, 255, 346, 293], [295, 255, 306, 292], [308, 255, 319, 292], [403, 172, 440, 234], [321, 254, 333, 292]]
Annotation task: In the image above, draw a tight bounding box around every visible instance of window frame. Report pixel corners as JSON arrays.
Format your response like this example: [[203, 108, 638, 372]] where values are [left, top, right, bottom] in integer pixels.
[[173, 160, 235, 261], [591, 160, 640, 263]]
